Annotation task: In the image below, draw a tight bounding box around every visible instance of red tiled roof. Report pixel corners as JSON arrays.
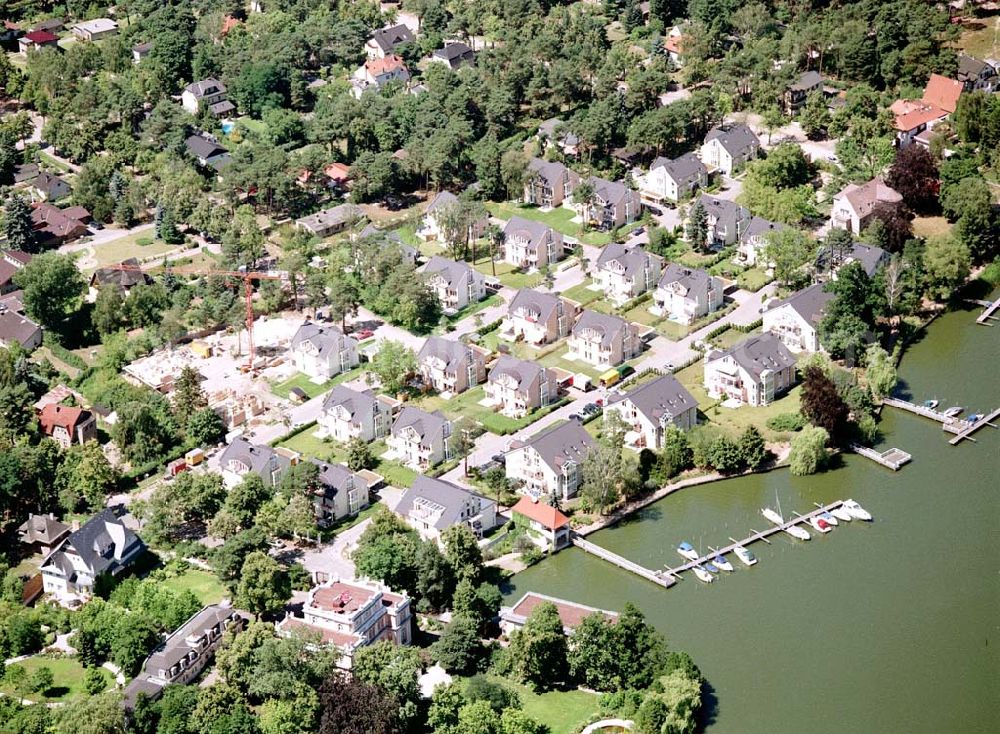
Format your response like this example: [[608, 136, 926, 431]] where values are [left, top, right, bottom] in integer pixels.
[[324, 162, 351, 182], [23, 30, 57, 43], [511, 592, 617, 630], [38, 404, 89, 434], [366, 54, 406, 76], [312, 581, 375, 614], [664, 34, 685, 55], [281, 618, 361, 648], [922, 73, 962, 114], [511, 497, 570, 530], [893, 103, 947, 132]]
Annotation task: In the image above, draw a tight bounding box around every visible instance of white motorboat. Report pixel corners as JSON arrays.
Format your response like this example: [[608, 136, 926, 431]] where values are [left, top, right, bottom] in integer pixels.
[[830, 506, 853, 522], [734, 545, 757, 566], [923, 399, 939, 409], [808, 516, 833, 534], [677, 541, 699, 561], [713, 554, 734, 572], [784, 524, 811, 540], [692, 565, 715, 583], [761, 507, 784, 525], [843, 499, 872, 521], [819, 511, 839, 526], [943, 406, 963, 418]]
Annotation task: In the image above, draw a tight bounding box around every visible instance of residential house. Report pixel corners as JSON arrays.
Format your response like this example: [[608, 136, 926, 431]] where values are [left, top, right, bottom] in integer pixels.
[[815, 242, 889, 279], [352, 55, 410, 97], [735, 216, 785, 267], [88, 258, 152, 299], [957, 54, 997, 92], [417, 336, 487, 395], [694, 195, 752, 248], [422, 256, 486, 313], [30, 19, 64, 34], [18, 30, 59, 54], [319, 386, 393, 443], [664, 25, 687, 66], [276, 578, 412, 669], [580, 177, 641, 230], [18, 514, 70, 556], [830, 177, 903, 235], [639, 153, 708, 204], [762, 283, 834, 354], [505, 420, 595, 501], [595, 242, 663, 305], [523, 157, 580, 208], [38, 404, 97, 448], [365, 24, 414, 58], [185, 134, 231, 170], [0, 250, 31, 295], [501, 592, 618, 635], [567, 310, 641, 369], [536, 118, 580, 157], [289, 321, 359, 380], [71, 18, 117, 41], [703, 333, 797, 407], [13, 163, 39, 184], [502, 217, 565, 270], [132, 41, 152, 63], [416, 190, 487, 241], [395, 475, 497, 543], [41, 506, 146, 602], [31, 203, 90, 246], [784, 70, 823, 113], [510, 496, 572, 551], [430, 42, 474, 69], [124, 605, 247, 710], [652, 264, 724, 323], [0, 295, 42, 350], [295, 203, 364, 237], [182, 78, 235, 117], [0, 22, 22, 44], [218, 437, 298, 488], [485, 356, 558, 418], [605, 374, 698, 449], [309, 460, 369, 527], [357, 224, 418, 264], [29, 171, 71, 201], [388, 406, 451, 470], [502, 288, 576, 345], [890, 73, 963, 147], [700, 124, 761, 175]]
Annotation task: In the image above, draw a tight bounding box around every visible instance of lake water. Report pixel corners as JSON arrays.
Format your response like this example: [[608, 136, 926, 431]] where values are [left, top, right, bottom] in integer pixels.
[[505, 300, 1000, 733]]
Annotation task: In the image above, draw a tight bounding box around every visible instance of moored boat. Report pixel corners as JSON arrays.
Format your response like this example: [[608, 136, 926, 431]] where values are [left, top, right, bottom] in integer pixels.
[[713, 554, 734, 572], [843, 499, 872, 521], [761, 507, 784, 525], [943, 406, 963, 418], [784, 524, 811, 540], [809, 516, 833, 533], [924, 399, 939, 409], [677, 541, 699, 561], [830, 506, 853, 522], [692, 565, 715, 583], [734, 545, 757, 566], [703, 561, 720, 574], [819, 511, 839, 526]]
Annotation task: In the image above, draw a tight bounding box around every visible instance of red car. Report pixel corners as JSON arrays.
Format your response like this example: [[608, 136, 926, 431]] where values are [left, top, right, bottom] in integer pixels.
[[355, 329, 374, 339]]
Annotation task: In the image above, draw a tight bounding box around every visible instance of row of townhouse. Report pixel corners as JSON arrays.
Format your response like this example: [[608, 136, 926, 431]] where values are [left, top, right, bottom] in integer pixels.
[[521, 157, 642, 230]]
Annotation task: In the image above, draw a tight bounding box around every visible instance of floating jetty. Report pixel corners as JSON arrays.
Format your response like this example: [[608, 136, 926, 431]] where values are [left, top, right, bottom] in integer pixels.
[[850, 443, 911, 470], [571, 536, 675, 587], [976, 296, 1000, 325], [882, 398, 999, 446], [881, 397, 956, 424], [946, 407, 1000, 445]]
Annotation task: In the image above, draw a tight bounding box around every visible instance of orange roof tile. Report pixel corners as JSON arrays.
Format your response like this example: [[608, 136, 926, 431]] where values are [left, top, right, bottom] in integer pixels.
[[38, 404, 88, 434], [922, 73, 962, 114], [512, 497, 570, 530], [365, 54, 406, 76]]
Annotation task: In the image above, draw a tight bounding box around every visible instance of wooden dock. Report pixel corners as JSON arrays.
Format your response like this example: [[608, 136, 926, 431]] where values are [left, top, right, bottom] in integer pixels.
[[571, 536, 676, 588], [881, 397, 955, 424], [850, 444, 911, 470], [976, 296, 1000, 325], [947, 407, 1000, 445]]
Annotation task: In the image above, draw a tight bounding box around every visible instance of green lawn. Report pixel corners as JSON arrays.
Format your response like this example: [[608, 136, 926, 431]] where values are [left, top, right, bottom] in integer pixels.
[[466, 676, 600, 734], [270, 366, 366, 400], [709, 326, 762, 350], [486, 202, 612, 246], [158, 568, 228, 606], [537, 343, 604, 379], [561, 279, 604, 306], [736, 267, 772, 292], [92, 231, 179, 269], [37, 151, 72, 173], [470, 254, 543, 290], [276, 429, 419, 487], [444, 293, 501, 326], [412, 385, 568, 435], [0, 656, 114, 702]]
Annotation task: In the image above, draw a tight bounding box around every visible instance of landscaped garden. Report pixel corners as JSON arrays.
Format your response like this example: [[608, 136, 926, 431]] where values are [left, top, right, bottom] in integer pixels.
[[486, 202, 613, 246], [270, 365, 366, 400], [412, 385, 570, 435], [0, 655, 114, 703], [275, 428, 418, 488], [156, 567, 228, 606]]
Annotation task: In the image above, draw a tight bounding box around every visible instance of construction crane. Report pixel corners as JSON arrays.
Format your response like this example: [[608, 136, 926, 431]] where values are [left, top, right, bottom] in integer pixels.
[[108, 261, 283, 371]]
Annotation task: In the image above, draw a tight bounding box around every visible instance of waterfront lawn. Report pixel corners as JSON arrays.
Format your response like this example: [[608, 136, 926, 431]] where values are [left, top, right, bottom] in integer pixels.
[[158, 568, 227, 606], [463, 676, 600, 734], [0, 656, 113, 702], [486, 202, 613, 246]]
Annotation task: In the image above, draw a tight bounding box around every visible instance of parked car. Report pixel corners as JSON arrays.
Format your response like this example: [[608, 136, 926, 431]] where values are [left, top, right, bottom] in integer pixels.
[[355, 329, 374, 339]]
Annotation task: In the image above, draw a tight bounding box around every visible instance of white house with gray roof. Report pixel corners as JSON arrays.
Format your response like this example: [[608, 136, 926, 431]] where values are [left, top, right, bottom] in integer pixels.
[[580, 177, 642, 230], [814, 242, 888, 279], [762, 283, 834, 354], [704, 333, 797, 406], [605, 374, 698, 449], [502, 217, 565, 270], [505, 420, 596, 501], [296, 203, 364, 238], [653, 264, 724, 323], [365, 24, 414, 59], [418, 336, 487, 395], [736, 216, 785, 267], [640, 152, 709, 204], [523, 157, 580, 208], [595, 242, 664, 304], [693, 195, 752, 248], [388, 407, 452, 470], [567, 310, 641, 369], [416, 191, 487, 242], [395, 476, 496, 543], [182, 78, 234, 117], [430, 42, 475, 69], [502, 288, 576, 345], [536, 118, 580, 157], [422, 256, 486, 313], [290, 322, 359, 380], [485, 355, 558, 418], [219, 437, 298, 488], [319, 386, 393, 443], [41, 506, 145, 603], [700, 123, 761, 175], [309, 459, 370, 526]]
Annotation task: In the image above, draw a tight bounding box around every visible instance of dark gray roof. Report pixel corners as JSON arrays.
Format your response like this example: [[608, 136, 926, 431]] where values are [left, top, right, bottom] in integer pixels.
[[519, 420, 595, 473], [590, 176, 636, 207], [419, 336, 477, 372], [144, 605, 243, 674], [847, 243, 887, 276], [392, 406, 449, 441], [0, 308, 41, 347], [185, 78, 226, 99], [423, 256, 479, 290], [789, 70, 823, 92], [537, 118, 579, 147], [597, 242, 662, 280], [396, 475, 492, 531], [426, 190, 458, 213], [651, 152, 707, 186], [322, 385, 379, 417], [489, 355, 544, 389], [208, 100, 236, 116], [608, 374, 697, 424], [433, 42, 474, 65], [309, 459, 360, 497], [572, 309, 628, 349], [18, 514, 70, 545], [185, 134, 227, 160], [371, 24, 414, 54], [219, 437, 290, 480], [958, 54, 990, 81], [41, 506, 144, 581], [503, 216, 562, 252], [658, 263, 717, 303], [704, 123, 760, 157], [509, 288, 562, 322], [739, 215, 784, 243], [527, 157, 579, 191], [89, 258, 152, 292], [291, 322, 354, 358], [32, 171, 71, 198], [714, 333, 796, 379], [297, 203, 363, 232], [767, 283, 833, 326]]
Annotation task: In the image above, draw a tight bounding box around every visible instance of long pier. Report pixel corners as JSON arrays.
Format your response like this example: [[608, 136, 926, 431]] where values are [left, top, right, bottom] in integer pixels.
[[947, 407, 1000, 445], [571, 536, 676, 587], [850, 443, 911, 470], [882, 397, 999, 445], [976, 296, 1000, 325], [881, 397, 955, 424]]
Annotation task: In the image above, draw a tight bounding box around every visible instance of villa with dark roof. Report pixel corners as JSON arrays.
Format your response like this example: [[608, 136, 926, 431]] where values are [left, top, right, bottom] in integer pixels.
[[181, 78, 234, 117], [580, 176, 641, 230], [395, 475, 497, 542], [605, 374, 698, 449], [652, 263, 724, 324], [640, 152, 708, 203], [422, 256, 487, 313], [505, 420, 596, 501], [218, 436, 298, 488], [88, 258, 153, 299], [502, 216, 565, 270], [693, 195, 752, 248], [289, 322, 359, 380], [309, 459, 370, 526], [41, 506, 145, 603], [503, 288, 577, 345], [703, 333, 797, 406], [365, 23, 414, 59], [567, 310, 641, 369], [418, 336, 487, 395], [319, 385, 394, 443], [430, 42, 475, 69], [700, 123, 760, 175], [595, 242, 663, 304], [388, 406, 452, 469], [19, 513, 70, 555], [762, 283, 835, 354], [523, 157, 580, 208], [485, 355, 559, 418]]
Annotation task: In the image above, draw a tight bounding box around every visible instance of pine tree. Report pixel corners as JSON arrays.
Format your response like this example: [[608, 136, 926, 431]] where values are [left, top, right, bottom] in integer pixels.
[[160, 208, 183, 244], [4, 194, 35, 252], [153, 205, 164, 239], [172, 365, 208, 425], [685, 200, 708, 251]]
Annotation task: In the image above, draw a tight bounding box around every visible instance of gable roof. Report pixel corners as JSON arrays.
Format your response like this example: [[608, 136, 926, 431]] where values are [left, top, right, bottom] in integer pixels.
[[597, 242, 661, 280], [789, 70, 823, 92], [185, 78, 226, 99], [509, 288, 564, 322], [309, 459, 361, 496], [396, 475, 492, 531], [704, 124, 760, 157], [711, 332, 796, 380], [392, 406, 449, 441], [31, 202, 89, 241], [219, 437, 290, 478], [488, 355, 545, 390], [608, 373, 697, 424], [42, 506, 144, 580], [503, 216, 561, 252], [0, 249, 31, 289], [371, 24, 414, 53], [511, 496, 570, 530], [589, 176, 635, 207], [23, 29, 58, 43], [658, 263, 717, 302], [515, 420, 595, 474], [922, 73, 962, 114], [433, 42, 474, 64], [365, 54, 407, 77], [38, 403, 91, 435], [651, 152, 707, 185], [527, 157, 579, 190], [426, 190, 458, 213], [740, 215, 785, 244], [958, 54, 992, 83], [835, 177, 902, 218], [418, 336, 476, 372], [185, 134, 227, 160], [0, 307, 41, 347], [296, 203, 363, 232], [322, 385, 380, 417], [766, 282, 833, 326], [89, 258, 152, 292], [423, 256, 478, 289], [32, 171, 70, 198], [290, 322, 354, 358], [18, 514, 70, 545], [572, 309, 628, 348]]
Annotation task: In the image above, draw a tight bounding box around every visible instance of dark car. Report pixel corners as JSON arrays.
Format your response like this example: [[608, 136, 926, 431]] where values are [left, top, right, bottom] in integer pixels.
[[384, 195, 405, 211], [491, 453, 506, 465]]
